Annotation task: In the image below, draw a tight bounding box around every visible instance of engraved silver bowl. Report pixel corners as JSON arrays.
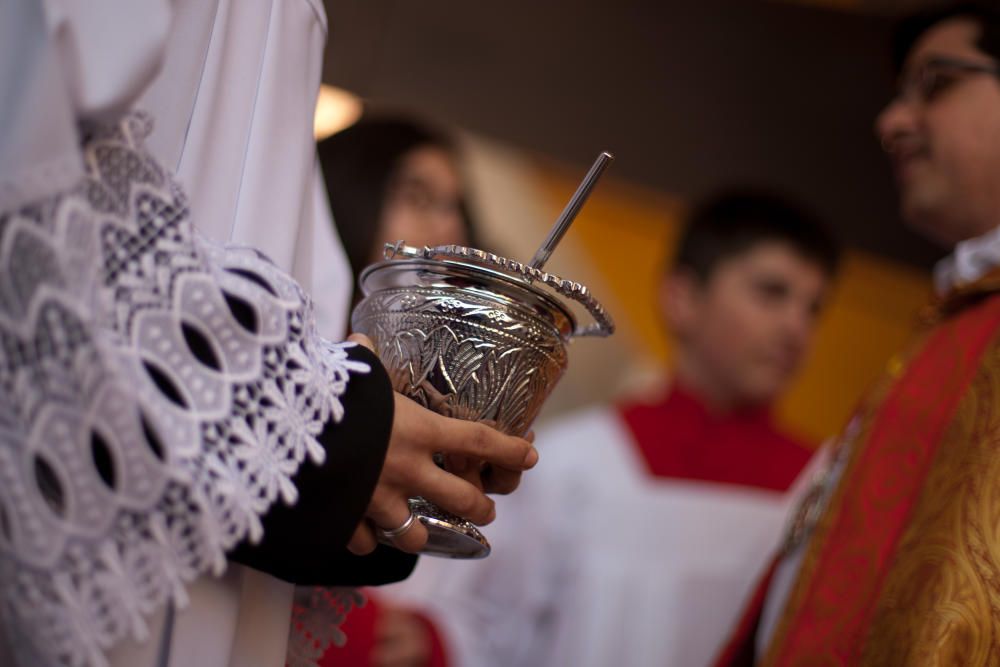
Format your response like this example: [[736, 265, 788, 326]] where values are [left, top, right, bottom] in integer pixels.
[[352, 242, 613, 558]]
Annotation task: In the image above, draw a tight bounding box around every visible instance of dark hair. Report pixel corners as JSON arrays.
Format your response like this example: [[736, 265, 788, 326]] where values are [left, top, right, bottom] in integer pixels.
[[318, 116, 475, 279], [892, 2, 1000, 73], [673, 191, 840, 282]]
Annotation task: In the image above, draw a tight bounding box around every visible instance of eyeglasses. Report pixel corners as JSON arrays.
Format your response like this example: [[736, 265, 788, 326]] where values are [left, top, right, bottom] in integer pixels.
[[386, 176, 462, 218], [894, 55, 1000, 105]]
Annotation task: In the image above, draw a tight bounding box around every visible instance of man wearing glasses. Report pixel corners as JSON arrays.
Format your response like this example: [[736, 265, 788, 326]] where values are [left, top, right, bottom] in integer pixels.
[[715, 4, 1000, 665]]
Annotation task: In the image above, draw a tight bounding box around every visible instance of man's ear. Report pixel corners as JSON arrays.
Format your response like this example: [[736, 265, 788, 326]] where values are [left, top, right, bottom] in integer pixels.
[[660, 268, 701, 338]]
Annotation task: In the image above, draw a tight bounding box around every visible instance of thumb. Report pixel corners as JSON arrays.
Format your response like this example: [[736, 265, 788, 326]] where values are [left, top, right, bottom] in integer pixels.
[[347, 332, 375, 352]]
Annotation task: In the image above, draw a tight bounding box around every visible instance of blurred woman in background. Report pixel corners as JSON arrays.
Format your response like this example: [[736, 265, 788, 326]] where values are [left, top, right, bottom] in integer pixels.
[[319, 116, 477, 302]]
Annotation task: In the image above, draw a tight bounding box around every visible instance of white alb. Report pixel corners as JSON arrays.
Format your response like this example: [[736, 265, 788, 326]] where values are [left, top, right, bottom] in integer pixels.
[[0, 114, 367, 667]]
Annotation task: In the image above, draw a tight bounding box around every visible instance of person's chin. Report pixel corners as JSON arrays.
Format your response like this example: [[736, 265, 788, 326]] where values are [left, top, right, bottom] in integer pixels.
[[739, 378, 783, 409], [901, 203, 961, 247], [899, 188, 958, 247]]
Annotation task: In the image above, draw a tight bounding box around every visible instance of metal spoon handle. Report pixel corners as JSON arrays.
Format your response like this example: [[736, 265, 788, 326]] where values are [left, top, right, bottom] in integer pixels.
[[529, 150, 614, 271]]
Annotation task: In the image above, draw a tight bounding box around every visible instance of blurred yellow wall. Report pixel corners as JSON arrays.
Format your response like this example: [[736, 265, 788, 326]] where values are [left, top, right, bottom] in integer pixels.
[[535, 167, 932, 444]]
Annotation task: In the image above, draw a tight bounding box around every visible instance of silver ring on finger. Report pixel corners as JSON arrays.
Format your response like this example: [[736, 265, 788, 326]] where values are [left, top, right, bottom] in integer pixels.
[[377, 512, 417, 541]]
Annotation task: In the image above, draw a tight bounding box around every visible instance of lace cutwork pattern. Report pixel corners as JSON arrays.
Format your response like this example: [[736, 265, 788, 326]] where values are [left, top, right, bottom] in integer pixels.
[[286, 587, 365, 667], [0, 114, 368, 667]]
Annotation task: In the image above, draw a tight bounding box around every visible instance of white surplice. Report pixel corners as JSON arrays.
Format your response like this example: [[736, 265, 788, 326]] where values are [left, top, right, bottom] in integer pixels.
[[1, 0, 349, 333], [0, 2, 354, 666], [381, 405, 815, 667]]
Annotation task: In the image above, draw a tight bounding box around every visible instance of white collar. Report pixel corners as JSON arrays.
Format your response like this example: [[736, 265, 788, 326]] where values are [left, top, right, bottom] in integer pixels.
[[934, 225, 1000, 296]]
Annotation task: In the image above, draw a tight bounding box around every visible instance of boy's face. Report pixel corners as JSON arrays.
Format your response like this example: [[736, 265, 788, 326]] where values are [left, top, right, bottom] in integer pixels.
[[666, 241, 829, 409]]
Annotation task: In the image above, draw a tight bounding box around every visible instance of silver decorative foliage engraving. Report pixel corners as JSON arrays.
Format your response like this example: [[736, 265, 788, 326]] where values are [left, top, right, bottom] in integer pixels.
[[354, 287, 567, 437]]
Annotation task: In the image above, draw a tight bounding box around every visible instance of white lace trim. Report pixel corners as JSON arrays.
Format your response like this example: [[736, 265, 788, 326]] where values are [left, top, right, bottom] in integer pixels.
[[0, 113, 368, 667]]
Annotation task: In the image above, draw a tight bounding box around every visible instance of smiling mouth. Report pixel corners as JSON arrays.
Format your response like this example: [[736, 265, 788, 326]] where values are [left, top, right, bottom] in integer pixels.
[[886, 139, 930, 181], [891, 149, 930, 182]]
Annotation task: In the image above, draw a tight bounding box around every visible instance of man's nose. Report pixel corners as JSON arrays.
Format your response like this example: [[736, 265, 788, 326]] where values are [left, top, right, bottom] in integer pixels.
[[875, 97, 916, 152]]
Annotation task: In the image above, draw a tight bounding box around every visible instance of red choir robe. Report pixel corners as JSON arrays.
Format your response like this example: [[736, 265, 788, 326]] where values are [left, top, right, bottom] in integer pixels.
[[327, 387, 814, 666]]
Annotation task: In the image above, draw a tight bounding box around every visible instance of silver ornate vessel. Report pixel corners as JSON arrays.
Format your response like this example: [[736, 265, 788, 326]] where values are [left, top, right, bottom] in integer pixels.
[[352, 242, 614, 558]]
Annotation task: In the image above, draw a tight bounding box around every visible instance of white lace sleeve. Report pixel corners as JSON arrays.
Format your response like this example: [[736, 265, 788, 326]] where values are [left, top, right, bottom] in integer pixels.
[[0, 113, 373, 667]]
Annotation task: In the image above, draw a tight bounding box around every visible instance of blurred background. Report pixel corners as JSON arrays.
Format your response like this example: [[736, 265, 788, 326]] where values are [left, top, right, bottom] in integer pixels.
[[314, 0, 946, 444]]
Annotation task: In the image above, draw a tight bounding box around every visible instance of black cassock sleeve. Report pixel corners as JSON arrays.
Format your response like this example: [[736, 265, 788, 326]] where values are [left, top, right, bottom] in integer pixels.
[[229, 344, 417, 585]]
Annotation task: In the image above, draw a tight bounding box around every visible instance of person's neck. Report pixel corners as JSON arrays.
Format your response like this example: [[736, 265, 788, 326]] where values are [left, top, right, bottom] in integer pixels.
[[671, 361, 744, 417]]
